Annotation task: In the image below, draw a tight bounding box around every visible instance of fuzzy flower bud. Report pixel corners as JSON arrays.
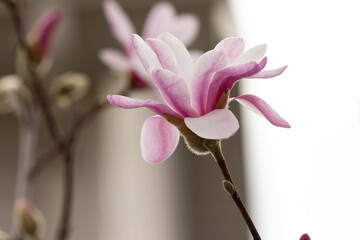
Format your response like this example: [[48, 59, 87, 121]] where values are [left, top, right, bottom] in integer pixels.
[[49, 72, 90, 109], [0, 75, 29, 114], [27, 9, 61, 62], [15, 199, 45, 238]]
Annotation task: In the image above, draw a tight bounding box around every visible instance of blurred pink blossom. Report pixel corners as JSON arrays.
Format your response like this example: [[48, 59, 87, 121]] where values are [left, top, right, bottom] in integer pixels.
[[108, 32, 289, 163], [100, 0, 199, 88], [27, 9, 61, 61]]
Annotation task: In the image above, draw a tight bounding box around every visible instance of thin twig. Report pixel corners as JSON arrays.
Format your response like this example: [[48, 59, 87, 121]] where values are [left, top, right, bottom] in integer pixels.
[[5, 0, 67, 152], [28, 144, 59, 181], [203, 139, 261, 240], [56, 136, 75, 240], [55, 89, 129, 240], [4, 3, 70, 240], [28, 89, 128, 181]]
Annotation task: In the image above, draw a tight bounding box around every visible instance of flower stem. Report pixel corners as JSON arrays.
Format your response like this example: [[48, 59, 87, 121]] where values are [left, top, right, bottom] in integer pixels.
[[55, 89, 128, 240], [12, 117, 39, 238], [203, 139, 261, 240], [16, 118, 39, 199], [56, 140, 75, 240]]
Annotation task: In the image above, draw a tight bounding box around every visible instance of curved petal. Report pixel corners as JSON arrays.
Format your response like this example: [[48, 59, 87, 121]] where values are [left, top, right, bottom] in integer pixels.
[[129, 55, 152, 86], [230, 94, 290, 128], [142, 2, 199, 46], [184, 109, 239, 140], [99, 49, 130, 71], [167, 14, 200, 46], [142, 2, 176, 38], [146, 38, 179, 74], [141, 116, 180, 164], [206, 58, 267, 112], [132, 34, 161, 75], [235, 44, 267, 65], [157, 32, 193, 84], [107, 95, 181, 118], [214, 37, 244, 63], [248, 65, 287, 79], [190, 49, 229, 114], [151, 68, 198, 117], [103, 0, 135, 52]]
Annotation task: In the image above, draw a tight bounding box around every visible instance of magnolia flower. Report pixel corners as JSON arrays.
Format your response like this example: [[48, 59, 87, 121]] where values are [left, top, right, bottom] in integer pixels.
[[108, 32, 289, 163], [100, 0, 199, 88], [27, 9, 61, 62]]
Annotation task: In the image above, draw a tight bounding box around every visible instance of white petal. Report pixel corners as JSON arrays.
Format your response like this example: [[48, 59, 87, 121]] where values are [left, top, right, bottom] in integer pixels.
[[235, 44, 267, 65]]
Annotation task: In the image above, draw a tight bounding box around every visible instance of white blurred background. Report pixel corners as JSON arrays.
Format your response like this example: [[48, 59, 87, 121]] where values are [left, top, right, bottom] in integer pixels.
[[229, 0, 360, 239]]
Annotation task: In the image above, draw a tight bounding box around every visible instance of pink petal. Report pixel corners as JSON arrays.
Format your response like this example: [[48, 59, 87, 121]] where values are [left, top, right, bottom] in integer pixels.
[[167, 14, 200, 46], [141, 116, 180, 164], [142, 2, 199, 46], [248, 65, 288, 79], [146, 38, 179, 74], [235, 44, 267, 65], [129, 55, 152, 86], [99, 48, 130, 71], [300, 234, 311, 240], [151, 68, 198, 117], [184, 109, 239, 140], [230, 94, 290, 128], [103, 0, 135, 52], [142, 2, 176, 39], [214, 37, 245, 63], [29, 9, 61, 58], [206, 58, 267, 112], [107, 95, 181, 118], [157, 32, 193, 84], [190, 49, 229, 115], [132, 34, 161, 75]]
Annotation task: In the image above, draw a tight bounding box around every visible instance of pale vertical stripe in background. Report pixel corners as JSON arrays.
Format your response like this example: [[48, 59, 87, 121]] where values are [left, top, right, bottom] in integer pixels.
[[229, 0, 360, 239]]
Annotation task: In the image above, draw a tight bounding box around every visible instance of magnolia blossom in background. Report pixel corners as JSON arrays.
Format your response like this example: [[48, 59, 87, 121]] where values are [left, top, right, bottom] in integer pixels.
[[99, 0, 199, 88], [108, 32, 289, 163]]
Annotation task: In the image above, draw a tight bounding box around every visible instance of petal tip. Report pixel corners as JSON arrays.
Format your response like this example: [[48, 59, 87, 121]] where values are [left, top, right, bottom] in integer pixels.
[[131, 33, 140, 43], [106, 95, 114, 105], [279, 121, 291, 128]]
